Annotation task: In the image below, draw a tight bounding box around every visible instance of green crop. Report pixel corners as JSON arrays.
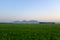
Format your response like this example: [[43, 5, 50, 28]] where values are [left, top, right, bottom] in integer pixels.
[[0, 24, 60, 40]]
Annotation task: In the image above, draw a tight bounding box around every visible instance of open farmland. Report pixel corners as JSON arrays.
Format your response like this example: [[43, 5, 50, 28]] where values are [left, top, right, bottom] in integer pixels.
[[0, 24, 60, 40]]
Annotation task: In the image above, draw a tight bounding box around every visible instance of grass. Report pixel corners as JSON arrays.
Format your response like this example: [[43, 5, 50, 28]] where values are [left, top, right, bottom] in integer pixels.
[[0, 24, 60, 40]]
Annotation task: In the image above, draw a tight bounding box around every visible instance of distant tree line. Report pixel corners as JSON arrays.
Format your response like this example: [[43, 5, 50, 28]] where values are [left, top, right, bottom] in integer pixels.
[[0, 23, 13, 24], [39, 22, 55, 24]]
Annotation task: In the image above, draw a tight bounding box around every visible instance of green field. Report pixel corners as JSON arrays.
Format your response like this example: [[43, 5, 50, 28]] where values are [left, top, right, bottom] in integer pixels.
[[0, 24, 60, 40]]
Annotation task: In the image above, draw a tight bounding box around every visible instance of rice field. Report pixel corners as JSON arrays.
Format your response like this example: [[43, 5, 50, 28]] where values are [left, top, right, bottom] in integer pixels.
[[0, 24, 60, 40]]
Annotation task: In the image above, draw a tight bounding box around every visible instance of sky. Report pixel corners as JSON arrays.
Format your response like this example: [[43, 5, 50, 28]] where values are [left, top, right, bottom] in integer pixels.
[[0, 0, 60, 22]]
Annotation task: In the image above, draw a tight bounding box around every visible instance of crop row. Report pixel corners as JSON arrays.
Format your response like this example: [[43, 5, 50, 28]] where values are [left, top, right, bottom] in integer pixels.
[[0, 31, 60, 40]]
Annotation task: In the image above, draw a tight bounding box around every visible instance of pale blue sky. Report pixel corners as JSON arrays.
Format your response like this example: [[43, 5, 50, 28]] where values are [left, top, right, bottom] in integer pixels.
[[0, 0, 60, 22]]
